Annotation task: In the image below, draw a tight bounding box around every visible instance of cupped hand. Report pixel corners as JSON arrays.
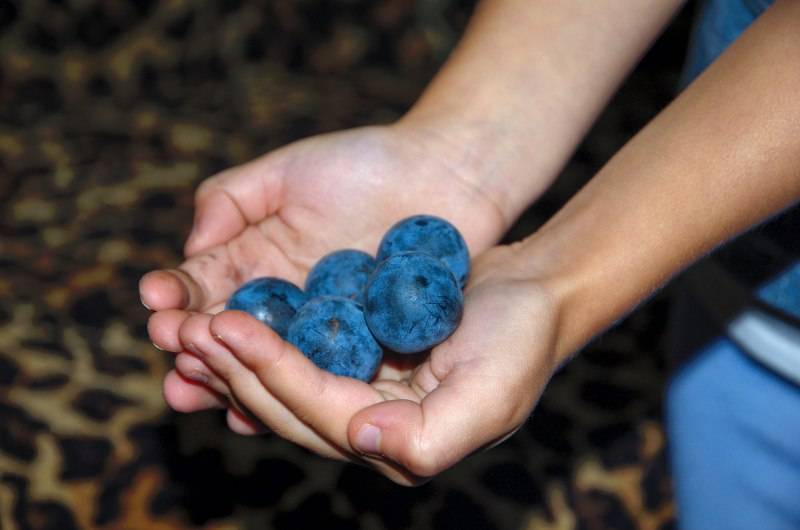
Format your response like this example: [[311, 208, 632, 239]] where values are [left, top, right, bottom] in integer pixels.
[[164, 245, 562, 485], [140, 124, 507, 431]]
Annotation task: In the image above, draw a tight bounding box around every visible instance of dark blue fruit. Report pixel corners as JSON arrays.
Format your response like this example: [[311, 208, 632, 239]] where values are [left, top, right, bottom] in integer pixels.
[[287, 296, 383, 381], [225, 277, 308, 339], [304, 249, 377, 304], [376, 215, 470, 287], [364, 252, 463, 353]]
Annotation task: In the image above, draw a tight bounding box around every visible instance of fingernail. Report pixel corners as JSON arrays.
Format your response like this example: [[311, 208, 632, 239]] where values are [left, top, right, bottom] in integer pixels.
[[355, 424, 381, 455], [152, 342, 164, 351], [140, 297, 151, 311], [185, 342, 204, 358], [188, 371, 209, 384]]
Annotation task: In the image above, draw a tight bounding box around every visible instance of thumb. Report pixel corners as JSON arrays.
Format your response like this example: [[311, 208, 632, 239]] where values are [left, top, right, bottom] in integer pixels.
[[185, 152, 285, 256], [348, 365, 531, 479]]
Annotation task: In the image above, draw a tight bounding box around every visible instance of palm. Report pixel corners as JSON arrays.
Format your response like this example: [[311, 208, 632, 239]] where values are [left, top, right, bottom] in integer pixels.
[[142, 124, 505, 414], [365, 248, 559, 427], [200, 125, 501, 307], [175, 246, 561, 485]]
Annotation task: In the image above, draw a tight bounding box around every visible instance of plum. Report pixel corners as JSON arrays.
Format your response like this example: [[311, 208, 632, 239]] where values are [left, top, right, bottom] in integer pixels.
[[365, 252, 463, 353], [287, 296, 383, 381], [376, 215, 470, 287], [304, 249, 377, 304], [225, 277, 308, 339]]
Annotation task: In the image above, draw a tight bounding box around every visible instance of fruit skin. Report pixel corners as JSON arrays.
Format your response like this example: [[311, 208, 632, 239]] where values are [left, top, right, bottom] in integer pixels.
[[287, 296, 383, 381], [364, 252, 463, 353], [304, 249, 377, 304], [376, 215, 470, 287], [225, 277, 308, 339]]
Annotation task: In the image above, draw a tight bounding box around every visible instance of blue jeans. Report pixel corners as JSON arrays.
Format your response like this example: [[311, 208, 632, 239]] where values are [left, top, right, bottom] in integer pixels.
[[666, 299, 800, 529], [667, 1, 800, 527]]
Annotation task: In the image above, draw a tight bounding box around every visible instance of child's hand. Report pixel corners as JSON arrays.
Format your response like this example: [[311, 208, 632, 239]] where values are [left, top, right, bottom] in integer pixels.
[[140, 124, 507, 433], [168, 246, 561, 485]]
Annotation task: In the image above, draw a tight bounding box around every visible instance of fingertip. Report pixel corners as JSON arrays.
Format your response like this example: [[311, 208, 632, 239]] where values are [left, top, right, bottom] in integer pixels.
[[185, 185, 246, 257], [177, 313, 214, 354], [210, 310, 281, 349], [183, 214, 211, 256], [348, 399, 418, 454], [163, 370, 226, 413], [348, 400, 446, 478], [211, 310, 297, 375], [140, 270, 190, 310], [148, 309, 192, 352], [174, 352, 211, 384]]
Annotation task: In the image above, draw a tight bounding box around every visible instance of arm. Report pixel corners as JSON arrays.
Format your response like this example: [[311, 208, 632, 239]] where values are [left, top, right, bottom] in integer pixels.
[[146, 0, 686, 431], [509, 0, 800, 362], [400, 0, 686, 225]]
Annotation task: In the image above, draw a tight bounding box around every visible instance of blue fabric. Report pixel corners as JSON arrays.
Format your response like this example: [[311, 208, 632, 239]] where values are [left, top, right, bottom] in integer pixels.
[[667, 336, 800, 530], [679, 0, 768, 88], [757, 263, 800, 321], [667, 2, 800, 528]]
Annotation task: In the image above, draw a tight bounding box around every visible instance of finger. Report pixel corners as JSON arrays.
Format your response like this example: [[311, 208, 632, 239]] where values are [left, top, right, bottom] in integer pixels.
[[174, 352, 268, 435], [148, 309, 194, 352], [175, 352, 232, 398], [226, 408, 269, 436], [162, 369, 226, 413], [180, 312, 346, 459], [185, 154, 285, 256], [139, 246, 240, 312], [140, 222, 295, 313], [209, 311, 385, 449], [347, 363, 533, 479]]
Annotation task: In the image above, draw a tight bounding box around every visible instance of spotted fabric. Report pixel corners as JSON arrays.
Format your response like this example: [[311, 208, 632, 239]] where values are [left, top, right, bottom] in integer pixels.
[[0, 1, 691, 528]]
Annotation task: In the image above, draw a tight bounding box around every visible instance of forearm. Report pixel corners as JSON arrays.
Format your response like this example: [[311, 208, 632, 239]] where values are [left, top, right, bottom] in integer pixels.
[[397, 0, 685, 225], [510, 0, 800, 361]]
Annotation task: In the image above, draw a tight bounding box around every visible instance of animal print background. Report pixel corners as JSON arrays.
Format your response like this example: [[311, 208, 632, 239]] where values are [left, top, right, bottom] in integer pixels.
[[0, 1, 693, 528]]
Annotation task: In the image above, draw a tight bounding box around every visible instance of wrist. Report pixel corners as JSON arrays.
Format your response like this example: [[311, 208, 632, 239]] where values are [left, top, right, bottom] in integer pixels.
[[487, 233, 606, 366], [469, 242, 575, 367], [394, 102, 555, 229], [389, 114, 518, 225]]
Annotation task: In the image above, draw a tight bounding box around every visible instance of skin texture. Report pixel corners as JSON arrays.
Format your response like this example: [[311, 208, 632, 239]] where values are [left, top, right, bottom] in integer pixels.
[[225, 277, 307, 339], [304, 249, 377, 304], [141, 125, 507, 437], [140, 0, 800, 486], [140, 0, 681, 439], [376, 215, 470, 288], [365, 252, 463, 353], [287, 297, 382, 382]]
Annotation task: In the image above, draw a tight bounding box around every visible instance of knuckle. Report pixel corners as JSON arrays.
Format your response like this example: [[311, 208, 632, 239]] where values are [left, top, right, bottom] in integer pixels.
[[403, 440, 445, 479], [405, 454, 441, 479], [194, 177, 218, 199], [268, 341, 292, 372]]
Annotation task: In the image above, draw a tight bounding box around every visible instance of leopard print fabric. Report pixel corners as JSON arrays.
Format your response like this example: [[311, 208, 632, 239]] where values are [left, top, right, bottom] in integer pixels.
[[1, 1, 690, 528]]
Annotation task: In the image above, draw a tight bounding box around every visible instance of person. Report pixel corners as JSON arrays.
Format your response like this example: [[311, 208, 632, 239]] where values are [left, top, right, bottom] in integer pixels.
[[139, 0, 800, 526]]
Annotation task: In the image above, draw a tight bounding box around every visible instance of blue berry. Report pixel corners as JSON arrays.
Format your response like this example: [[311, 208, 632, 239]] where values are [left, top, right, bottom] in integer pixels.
[[287, 296, 383, 381], [365, 252, 463, 353], [225, 277, 308, 339], [304, 249, 377, 304], [376, 215, 470, 287]]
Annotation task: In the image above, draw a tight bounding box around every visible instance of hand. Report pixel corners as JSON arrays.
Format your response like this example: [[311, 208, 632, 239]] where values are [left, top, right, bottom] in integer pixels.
[[167, 246, 561, 485], [140, 124, 507, 433]]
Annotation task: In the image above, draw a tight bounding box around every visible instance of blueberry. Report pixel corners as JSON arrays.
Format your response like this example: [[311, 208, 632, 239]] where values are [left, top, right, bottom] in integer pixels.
[[304, 249, 377, 304], [287, 296, 383, 381], [377, 215, 470, 287], [225, 277, 308, 339], [365, 252, 463, 353]]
